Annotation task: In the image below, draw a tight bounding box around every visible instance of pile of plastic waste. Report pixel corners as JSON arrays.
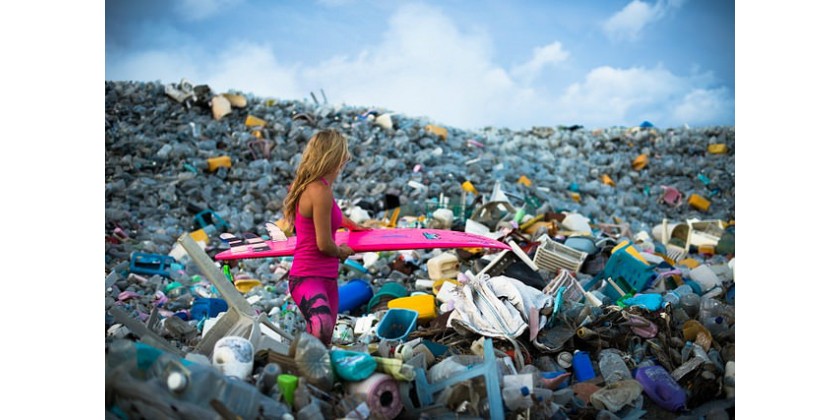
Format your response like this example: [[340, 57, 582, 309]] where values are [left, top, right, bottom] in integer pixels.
[[105, 80, 735, 419]]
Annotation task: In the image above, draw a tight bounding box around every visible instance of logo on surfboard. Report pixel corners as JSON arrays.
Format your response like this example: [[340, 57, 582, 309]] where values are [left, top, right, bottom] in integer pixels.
[[423, 232, 441, 240]]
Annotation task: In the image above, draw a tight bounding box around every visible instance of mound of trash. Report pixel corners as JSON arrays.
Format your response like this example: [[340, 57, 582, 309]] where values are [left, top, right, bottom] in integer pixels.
[[105, 80, 734, 419]]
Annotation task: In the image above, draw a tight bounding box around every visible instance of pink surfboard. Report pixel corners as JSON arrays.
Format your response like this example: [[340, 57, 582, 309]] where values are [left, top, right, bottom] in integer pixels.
[[213, 228, 510, 261]]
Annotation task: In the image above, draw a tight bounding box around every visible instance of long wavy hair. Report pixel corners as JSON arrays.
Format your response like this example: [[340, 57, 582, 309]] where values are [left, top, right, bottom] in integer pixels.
[[283, 129, 350, 229]]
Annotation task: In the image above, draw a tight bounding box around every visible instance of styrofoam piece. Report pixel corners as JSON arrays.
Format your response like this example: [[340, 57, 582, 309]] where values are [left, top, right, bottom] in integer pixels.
[[177, 234, 295, 357], [533, 234, 587, 273]]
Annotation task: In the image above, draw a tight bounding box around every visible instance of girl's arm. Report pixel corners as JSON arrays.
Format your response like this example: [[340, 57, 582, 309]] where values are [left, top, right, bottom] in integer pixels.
[[340, 215, 371, 231]]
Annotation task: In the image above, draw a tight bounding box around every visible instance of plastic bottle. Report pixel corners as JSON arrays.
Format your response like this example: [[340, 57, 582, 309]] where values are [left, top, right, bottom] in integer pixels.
[[572, 350, 596, 382], [503, 386, 533, 412], [703, 316, 731, 341], [597, 349, 632, 384], [679, 292, 700, 318], [662, 284, 693, 308], [634, 365, 686, 412], [257, 362, 281, 396], [698, 295, 724, 320], [141, 345, 290, 419]]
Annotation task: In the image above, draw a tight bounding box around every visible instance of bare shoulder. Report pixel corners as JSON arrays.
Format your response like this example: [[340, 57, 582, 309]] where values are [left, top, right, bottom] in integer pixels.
[[303, 180, 333, 205]]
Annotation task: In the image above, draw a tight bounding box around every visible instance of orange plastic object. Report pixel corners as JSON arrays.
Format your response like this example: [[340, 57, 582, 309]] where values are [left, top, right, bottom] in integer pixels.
[[245, 115, 267, 127], [601, 174, 615, 187], [632, 154, 649, 171], [207, 156, 232, 172], [688, 194, 711, 212], [708, 144, 728, 154], [698, 244, 716, 256], [425, 124, 448, 140], [518, 175, 533, 187]]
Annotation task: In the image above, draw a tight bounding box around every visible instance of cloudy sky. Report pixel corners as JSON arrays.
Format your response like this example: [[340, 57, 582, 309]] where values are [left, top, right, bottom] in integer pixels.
[[106, 0, 734, 130]]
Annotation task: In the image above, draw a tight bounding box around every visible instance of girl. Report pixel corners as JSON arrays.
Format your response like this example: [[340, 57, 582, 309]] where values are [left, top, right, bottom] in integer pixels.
[[283, 129, 362, 346]]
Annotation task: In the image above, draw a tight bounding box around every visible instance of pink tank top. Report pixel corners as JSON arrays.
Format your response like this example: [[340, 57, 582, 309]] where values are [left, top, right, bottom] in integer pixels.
[[289, 179, 343, 278]]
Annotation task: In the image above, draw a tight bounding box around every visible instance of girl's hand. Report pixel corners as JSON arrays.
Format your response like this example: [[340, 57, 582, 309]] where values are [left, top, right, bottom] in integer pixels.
[[338, 244, 354, 262]]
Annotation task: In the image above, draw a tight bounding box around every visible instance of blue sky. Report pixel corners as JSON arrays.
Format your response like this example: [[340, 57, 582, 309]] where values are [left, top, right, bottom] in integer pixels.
[[106, 0, 734, 130]]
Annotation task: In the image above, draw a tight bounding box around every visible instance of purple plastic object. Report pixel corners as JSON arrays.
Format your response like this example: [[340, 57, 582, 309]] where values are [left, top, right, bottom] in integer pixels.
[[634, 365, 686, 412]]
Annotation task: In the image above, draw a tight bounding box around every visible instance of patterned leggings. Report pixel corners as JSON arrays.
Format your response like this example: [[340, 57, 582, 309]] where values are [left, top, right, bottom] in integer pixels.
[[288, 276, 338, 346]]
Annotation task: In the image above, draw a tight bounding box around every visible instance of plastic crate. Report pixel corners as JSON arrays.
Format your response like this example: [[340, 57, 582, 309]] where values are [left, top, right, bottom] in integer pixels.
[[533, 235, 588, 273]]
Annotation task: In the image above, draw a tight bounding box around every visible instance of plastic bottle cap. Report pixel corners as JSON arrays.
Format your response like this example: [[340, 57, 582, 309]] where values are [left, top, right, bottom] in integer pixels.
[[167, 372, 188, 392], [520, 386, 530, 396], [556, 352, 573, 368]]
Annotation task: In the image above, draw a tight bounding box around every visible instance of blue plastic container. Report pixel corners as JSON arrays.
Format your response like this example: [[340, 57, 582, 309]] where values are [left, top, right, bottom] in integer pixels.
[[375, 308, 418, 342], [338, 279, 373, 313], [572, 351, 596, 382], [191, 297, 228, 320], [130, 252, 175, 277]]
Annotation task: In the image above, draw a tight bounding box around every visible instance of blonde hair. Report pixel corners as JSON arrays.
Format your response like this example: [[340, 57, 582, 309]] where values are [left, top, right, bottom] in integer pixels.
[[283, 129, 350, 228]]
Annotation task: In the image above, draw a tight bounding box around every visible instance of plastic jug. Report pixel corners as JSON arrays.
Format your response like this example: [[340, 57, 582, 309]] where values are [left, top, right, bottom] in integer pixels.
[[634, 365, 686, 412]]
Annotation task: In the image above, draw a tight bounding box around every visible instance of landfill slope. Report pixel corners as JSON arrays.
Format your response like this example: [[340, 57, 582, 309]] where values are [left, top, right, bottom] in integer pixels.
[[105, 80, 735, 419]]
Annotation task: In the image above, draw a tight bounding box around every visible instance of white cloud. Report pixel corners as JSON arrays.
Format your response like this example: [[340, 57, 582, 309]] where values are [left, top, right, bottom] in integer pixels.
[[603, 0, 686, 41], [551, 65, 731, 128], [296, 3, 521, 128], [673, 88, 734, 126], [510, 42, 570, 84], [107, 1, 731, 130], [174, 0, 244, 22]]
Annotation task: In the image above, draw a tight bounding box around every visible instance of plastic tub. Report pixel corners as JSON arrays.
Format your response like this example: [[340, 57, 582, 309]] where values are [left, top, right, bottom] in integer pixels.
[[367, 282, 409, 313], [387, 294, 437, 324], [375, 308, 419, 342]]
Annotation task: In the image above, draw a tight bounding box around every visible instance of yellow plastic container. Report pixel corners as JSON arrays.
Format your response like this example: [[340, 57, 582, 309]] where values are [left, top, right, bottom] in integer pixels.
[[245, 114, 267, 127], [461, 180, 478, 194], [632, 154, 649, 171], [188, 228, 209, 244], [708, 144, 728, 154], [688, 194, 711, 212], [679, 258, 701, 269], [425, 124, 448, 140], [234, 278, 262, 293], [601, 174, 615, 187], [207, 156, 232, 172], [387, 294, 437, 323]]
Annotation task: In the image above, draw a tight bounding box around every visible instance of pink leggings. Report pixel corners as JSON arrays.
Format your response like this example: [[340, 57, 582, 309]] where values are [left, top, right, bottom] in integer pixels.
[[288, 276, 338, 346]]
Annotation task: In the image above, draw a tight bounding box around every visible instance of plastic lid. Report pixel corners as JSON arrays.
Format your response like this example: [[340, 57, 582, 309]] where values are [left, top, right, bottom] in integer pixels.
[[167, 372, 188, 392], [556, 352, 573, 368], [520, 386, 530, 396]]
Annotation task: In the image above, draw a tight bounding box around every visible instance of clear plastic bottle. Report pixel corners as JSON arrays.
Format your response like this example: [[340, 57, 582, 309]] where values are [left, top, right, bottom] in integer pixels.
[[503, 386, 533, 412], [137, 342, 290, 419], [679, 292, 701, 318], [597, 349, 632, 384], [703, 316, 731, 341]]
